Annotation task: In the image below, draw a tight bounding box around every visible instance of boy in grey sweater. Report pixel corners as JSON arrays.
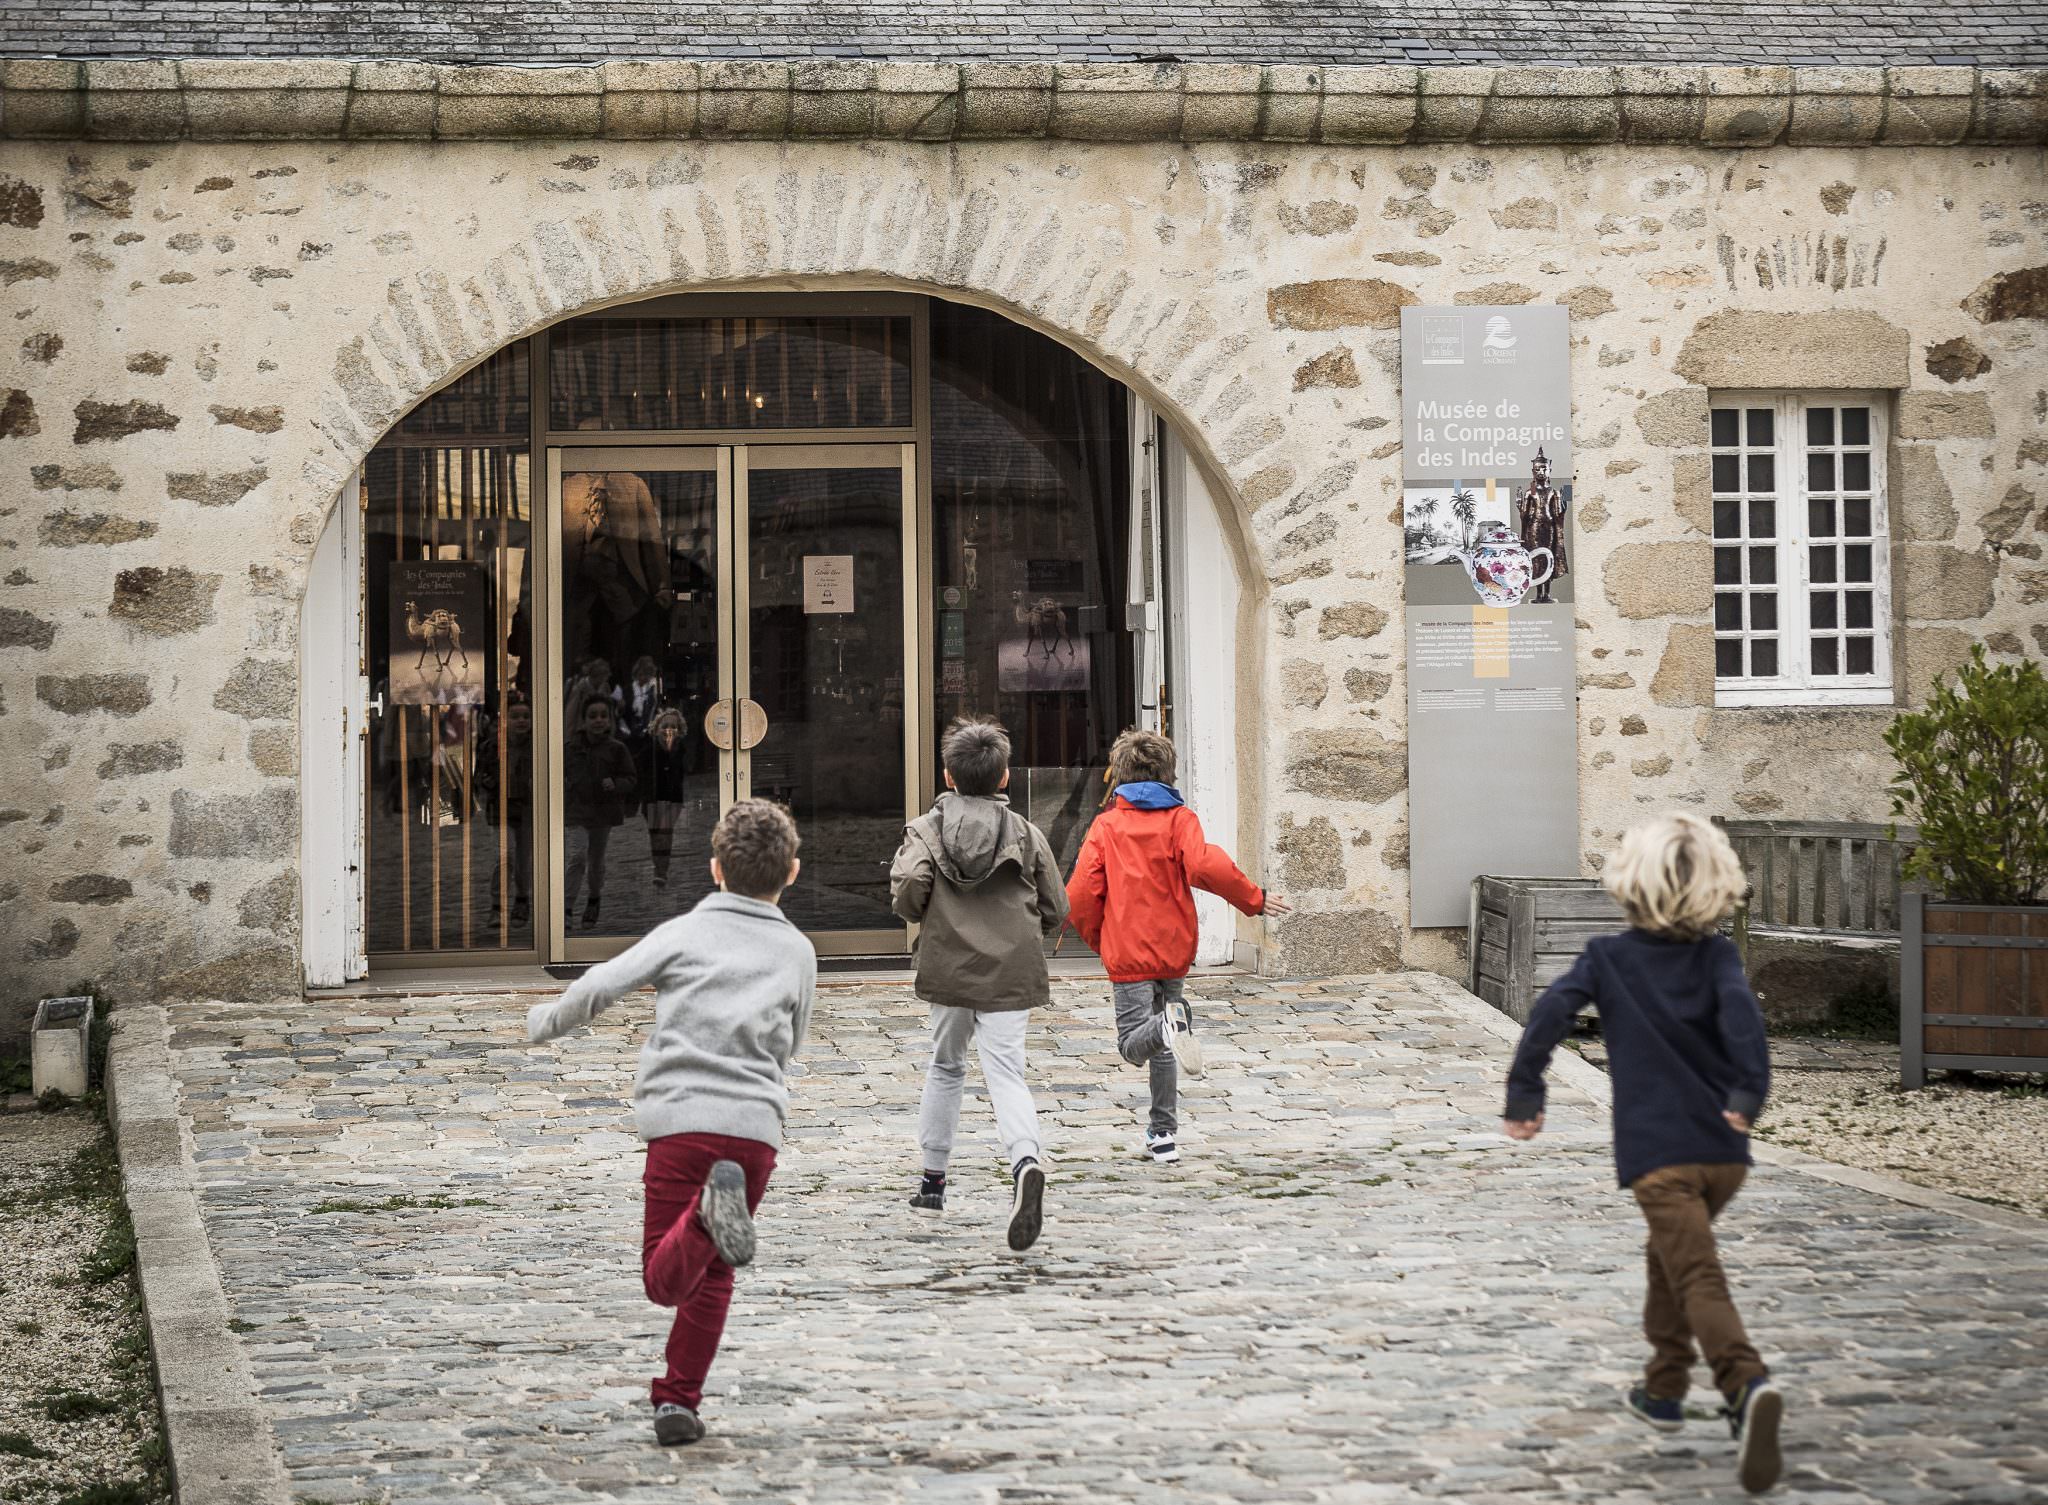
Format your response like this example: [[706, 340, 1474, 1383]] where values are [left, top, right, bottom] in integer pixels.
[[890, 718, 1067, 1251], [527, 799, 815, 1449]]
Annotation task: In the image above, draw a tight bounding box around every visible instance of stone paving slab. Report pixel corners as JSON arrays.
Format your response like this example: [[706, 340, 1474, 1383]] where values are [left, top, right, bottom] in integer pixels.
[[162, 975, 2048, 1504]]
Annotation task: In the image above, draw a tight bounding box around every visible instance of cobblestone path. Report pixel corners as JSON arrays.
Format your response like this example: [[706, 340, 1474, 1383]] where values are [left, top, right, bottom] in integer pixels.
[[165, 976, 2048, 1504]]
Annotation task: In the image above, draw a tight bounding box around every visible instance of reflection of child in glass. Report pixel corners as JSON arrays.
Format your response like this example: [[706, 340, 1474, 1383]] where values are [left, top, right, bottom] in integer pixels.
[[564, 697, 639, 930], [477, 697, 534, 928], [626, 655, 664, 736], [639, 707, 690, 891]]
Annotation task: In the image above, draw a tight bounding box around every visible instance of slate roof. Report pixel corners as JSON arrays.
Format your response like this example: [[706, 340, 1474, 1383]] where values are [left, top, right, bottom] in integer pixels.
[[5, 1, 2048, 67]]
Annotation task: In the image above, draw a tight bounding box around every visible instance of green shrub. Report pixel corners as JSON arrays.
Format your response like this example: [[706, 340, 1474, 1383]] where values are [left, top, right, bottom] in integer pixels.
[[1885, 646, 2048, 905]]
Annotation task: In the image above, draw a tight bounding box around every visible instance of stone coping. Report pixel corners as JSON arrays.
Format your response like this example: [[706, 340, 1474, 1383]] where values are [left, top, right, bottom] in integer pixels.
[[105, 1005, 291, 1505], [1, 58, 2042, 145]]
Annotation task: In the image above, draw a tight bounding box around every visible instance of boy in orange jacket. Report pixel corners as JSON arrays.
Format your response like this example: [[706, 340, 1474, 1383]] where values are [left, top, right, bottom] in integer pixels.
[[1066, 729, 1288, 1162]]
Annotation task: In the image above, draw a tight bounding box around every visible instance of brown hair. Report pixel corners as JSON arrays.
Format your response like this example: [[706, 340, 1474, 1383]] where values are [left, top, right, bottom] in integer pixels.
[[712, 799, 800, 900], [942, 716, 1011, 797], [1106, 727, 1177, 792]]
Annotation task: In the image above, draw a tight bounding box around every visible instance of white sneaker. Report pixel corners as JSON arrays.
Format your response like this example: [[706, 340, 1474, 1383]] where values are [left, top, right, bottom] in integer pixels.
[[1144, 1131, 1181, 1163], [1165, 999, 1204, 1077]]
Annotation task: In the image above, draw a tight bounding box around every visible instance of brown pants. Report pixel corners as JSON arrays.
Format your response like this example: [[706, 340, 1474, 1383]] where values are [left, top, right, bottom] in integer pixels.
[[1630, 1162, 1767, 1400]]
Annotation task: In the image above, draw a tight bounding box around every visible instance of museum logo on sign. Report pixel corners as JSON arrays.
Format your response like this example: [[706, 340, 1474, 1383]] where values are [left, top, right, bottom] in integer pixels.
[[1420, 314, 1465, 366], [1481, 315, 1518, 366]]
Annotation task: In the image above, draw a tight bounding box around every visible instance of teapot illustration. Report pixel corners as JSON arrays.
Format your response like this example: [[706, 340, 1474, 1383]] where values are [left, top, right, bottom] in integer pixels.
[[1450, 523, 1553, 607]]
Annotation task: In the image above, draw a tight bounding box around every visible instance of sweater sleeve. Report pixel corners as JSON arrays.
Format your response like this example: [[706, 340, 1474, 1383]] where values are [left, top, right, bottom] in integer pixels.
[[1065, 824, 1108, 949], [1710, 936, 1772, 1120], [527, 924, 672, 1042], [1502, 946, 1599, 1121], [1177, 808, 1265, 916], [790, 952, 817, 1057]]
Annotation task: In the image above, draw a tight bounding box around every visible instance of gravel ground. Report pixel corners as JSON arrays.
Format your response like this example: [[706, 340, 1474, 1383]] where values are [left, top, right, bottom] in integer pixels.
[[0, 1106, 169, 1505], [1574, 1031, 2048, 1223]]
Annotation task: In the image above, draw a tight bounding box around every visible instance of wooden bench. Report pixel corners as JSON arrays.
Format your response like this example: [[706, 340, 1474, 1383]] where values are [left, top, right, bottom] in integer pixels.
[[1713, 819, 1919, 963]]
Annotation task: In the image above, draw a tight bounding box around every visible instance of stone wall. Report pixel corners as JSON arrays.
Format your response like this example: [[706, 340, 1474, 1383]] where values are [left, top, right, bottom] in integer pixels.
[[2, 130, 2043, 1024]]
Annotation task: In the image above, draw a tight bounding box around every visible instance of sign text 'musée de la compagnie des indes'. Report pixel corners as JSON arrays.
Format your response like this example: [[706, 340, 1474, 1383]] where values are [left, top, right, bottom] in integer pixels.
[[1398, 306, 1579, 928]]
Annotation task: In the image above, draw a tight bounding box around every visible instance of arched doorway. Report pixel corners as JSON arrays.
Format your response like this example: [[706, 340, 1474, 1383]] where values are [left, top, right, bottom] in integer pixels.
[[303, 291, 1245, 979]]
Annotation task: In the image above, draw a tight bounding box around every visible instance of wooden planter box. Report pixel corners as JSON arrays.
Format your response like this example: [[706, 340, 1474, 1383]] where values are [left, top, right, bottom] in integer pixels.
[[1901, 891, 2048, 1088], [1470, 875, 1628, 1024]]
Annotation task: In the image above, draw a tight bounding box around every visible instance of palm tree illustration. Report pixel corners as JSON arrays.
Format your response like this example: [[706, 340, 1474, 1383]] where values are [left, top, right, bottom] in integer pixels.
[[1449, 488, 1477, 549], [1414, 496, 1440, 546]]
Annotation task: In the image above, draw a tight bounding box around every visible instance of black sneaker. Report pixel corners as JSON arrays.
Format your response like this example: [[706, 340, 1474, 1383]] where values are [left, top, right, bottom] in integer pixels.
[[1006, 1158, 1046, 1252], [1724, 1377, 1784, 1494], [1625, 1384, 1685, 1433], [909, 1172, 946, 1212], [653, 1402, 704, 1445], [696, 1160, 756, 1268]]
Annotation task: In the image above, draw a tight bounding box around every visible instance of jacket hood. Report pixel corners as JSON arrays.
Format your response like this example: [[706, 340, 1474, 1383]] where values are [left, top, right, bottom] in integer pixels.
[[1115, 781, 1185, 810], [924, 792, 1025, 887]]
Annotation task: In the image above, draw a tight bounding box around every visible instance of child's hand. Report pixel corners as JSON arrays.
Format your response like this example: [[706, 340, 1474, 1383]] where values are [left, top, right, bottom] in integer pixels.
[[1502, 1114, 1545, 1141], [1262, 892, 1293, 916], [1723, 1110, 1752, 1134]]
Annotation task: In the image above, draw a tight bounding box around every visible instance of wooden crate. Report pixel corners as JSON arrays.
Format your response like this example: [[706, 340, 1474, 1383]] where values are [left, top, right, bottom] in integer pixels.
[[1469, 875, 1628, 1024], [1901, 892, 2048, 1087]]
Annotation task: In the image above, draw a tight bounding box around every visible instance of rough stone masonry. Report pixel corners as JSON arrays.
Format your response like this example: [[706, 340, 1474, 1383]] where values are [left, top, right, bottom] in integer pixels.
[[1, 60, 2045, 1031]]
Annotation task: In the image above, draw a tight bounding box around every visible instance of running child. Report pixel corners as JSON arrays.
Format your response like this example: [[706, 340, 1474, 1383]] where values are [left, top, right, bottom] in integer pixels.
[[1065, 728, 1288, 1163], [890, 718, 1068, 1250], [1501, 812, 1782, 1494], [527, 799, 816, 1448]]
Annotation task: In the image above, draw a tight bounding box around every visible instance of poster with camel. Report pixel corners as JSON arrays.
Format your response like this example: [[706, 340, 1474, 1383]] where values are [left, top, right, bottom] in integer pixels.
[[388, 560, 490, 707], [998, 590, 1090, 692]]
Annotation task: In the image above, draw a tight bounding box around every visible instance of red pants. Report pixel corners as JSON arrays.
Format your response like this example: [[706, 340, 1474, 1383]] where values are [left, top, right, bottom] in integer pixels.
[[641, 1132, 778, 1411]]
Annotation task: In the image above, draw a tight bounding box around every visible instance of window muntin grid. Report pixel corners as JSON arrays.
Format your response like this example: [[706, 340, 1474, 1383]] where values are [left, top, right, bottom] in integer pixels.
[[1710, 394, 1890, 704]]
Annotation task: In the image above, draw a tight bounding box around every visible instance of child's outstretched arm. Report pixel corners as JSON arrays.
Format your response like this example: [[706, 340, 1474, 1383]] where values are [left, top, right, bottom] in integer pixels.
[[1176, 808, 1289, 916], [1501, 949, 1597, 1139], [527, 927, 673, 1043], [1710, 935, 1771, 1131]]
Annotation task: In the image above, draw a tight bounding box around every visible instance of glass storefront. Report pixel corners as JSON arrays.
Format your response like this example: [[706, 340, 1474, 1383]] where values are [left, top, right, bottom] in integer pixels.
[[360, 296, 1136, 964]]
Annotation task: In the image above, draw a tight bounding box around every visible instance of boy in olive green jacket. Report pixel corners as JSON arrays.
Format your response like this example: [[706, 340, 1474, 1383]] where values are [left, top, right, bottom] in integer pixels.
[[888, 718, 1067, 1251]]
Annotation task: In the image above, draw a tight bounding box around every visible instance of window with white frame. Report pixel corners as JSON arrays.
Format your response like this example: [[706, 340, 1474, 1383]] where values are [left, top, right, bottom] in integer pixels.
[[1710, 393, 1892, 707]]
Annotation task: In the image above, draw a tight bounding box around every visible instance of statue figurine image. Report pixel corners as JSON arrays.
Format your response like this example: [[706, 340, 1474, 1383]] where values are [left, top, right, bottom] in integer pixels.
[[1516, 447, 1569, 604]]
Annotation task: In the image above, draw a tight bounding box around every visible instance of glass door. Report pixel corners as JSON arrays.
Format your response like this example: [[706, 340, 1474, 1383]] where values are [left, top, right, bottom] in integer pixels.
[[547, 442, 917, 961]]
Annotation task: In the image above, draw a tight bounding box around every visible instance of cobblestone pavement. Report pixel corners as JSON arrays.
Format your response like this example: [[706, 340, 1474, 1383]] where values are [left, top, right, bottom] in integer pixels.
[[165, 976, 2048, 1504]]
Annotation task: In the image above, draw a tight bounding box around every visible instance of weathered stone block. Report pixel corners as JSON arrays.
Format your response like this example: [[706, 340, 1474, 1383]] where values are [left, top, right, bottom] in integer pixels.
[[2, 388, 41, 438], [1275, 813, 1346, 890], [1895, 391, 1995, 440], [1678, 309, 1910, 390], [1258, 65, 1324, 143], [1962, 265, 2048, 326], [111, 566, 219, 635], [1051, 63, 1182, 141], [1787, 67, 1886, 145], [958, 63, 1052, 138], [1700, 66, 1791, 146], [36, 673, 150, 716], [1899, 543, 1997, 620], [1480, 67, 1620, 144], [1318, 66, 1418, 145], [1635, 389, 1708, 447], [1605, 541, 1711, 619], [1880, 66, 1976, 146], [212, 658, 294, 720], [1285, 727, 1406, 803], [98, 741, 183, 779], [1977, 70, 2048, 146], [73, 398, 178, 444], [1892, 446, 1957, 541], [0, 605, 56, 649], [1267, 279, 1416, 331], [1923, 336, 1991, 384], [1413, 66, 1492, 142], [1318, 602, 1390, 640], [1615, 66, 1706, 143], [168, 787, 294, 860], [1293, 347, 1360, 390], [1274, 907, 1402, 974], [50, 874, 132, 905]]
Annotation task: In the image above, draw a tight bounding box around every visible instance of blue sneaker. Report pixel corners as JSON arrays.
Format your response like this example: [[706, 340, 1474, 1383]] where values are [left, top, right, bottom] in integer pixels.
[[1625, 1384, 1685, 1433], [1724, 1377, 1784, 1493]]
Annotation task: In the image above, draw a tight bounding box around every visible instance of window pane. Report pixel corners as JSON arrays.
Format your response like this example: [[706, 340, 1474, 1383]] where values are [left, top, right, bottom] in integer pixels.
[[1749, 499, 1775, 537], [1715, 547, 1742, 585], [1748, 547, 1775, 584], [1715, 593, 1743, 630], [1846, 637, 1875, 675], [1808, 497, 1836, 537], [1713, 454, 1740, 492], [1714, 498, 1741, 538], [1812, 637, 1838, 676], [1746, 407, 1774, 446], [1811, 546, 1837, 583], [1807, 406, 1835, 445], [1842, 406, 1870, 445], [1844, 497, 1871, 536], [1810, 592, 1838, 629], [1750, 639, 1778, 677], [1747, 454, 1775, 493], [1844, 544, 1873, 582], [1750, 593, 1777, 631], [1712, 408, 1740, 447], [1845, 591, 1873, 629], [1716, 638, 1744, 677], [1807, 452, 1835, 492], [1843, 453, 1870, 492]]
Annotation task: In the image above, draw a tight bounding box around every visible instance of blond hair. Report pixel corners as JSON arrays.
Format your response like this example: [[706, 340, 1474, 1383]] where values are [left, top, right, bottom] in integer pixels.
[[1603, 813, 1746, 940]]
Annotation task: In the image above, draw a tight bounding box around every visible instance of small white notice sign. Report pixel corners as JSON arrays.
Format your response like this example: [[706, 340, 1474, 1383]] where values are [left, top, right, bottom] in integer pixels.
[[803, 555, 855, 614]]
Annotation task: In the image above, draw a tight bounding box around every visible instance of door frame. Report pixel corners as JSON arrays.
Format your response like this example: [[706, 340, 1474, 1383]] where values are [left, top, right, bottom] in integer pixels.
[[545, 439, 922, 963]]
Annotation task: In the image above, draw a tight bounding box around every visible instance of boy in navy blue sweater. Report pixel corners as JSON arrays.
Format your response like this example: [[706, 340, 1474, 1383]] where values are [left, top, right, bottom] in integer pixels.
[[1502, 813, 1782, 1495]]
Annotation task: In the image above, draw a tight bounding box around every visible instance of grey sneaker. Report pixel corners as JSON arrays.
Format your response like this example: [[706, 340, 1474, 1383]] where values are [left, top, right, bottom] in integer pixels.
[[653, 1402, 704, 1446], [1166, 998, 1204, 1077], [1006, 1158, 1046, 1252], [697, 1160, 756, 1268], [1144, 1131, 1181, 1163]]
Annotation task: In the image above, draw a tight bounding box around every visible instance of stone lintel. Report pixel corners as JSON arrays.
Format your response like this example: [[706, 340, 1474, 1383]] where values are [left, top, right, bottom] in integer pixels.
[[0, 61, 2041, 145]]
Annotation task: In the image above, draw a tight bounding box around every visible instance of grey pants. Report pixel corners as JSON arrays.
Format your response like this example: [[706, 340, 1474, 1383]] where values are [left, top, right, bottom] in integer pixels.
[[1112, 979, 1183, 1136], [917, 1005, 1042, 1174]]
